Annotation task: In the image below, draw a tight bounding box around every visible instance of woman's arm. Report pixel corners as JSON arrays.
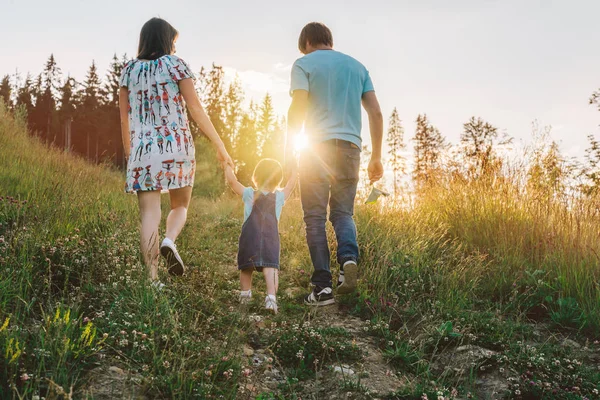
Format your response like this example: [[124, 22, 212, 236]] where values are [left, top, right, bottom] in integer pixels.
[[119, 87, 130, 158], [179, 79, 234, 168], [224, 164, 245, 196]]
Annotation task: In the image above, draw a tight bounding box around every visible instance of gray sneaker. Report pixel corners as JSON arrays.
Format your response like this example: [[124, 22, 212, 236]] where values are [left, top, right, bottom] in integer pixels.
[[337, 260, 357, 294]]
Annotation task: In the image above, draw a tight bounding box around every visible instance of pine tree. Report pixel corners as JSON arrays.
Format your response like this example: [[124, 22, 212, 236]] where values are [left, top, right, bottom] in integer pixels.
[[58, 76, 76, 150], [257, 93, 275, 156], [386, 107, 406, 196], [15, 73, 34, 118], [102, 54, 128, 165], [42, 54, 61, 98], [104, 53, 126, 107], [0, 75, 11, 108], [236, 101, 260, 182], [32, 55, 61, 142], [80, 61, 102, 110], [413, 114, 446, 185], [73, 61, 103, 160], [224, 76, 244, 156], [198, 64, 226, 142]]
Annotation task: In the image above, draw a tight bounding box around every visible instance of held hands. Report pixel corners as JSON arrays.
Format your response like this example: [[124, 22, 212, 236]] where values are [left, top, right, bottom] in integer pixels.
[[216, 145, 235, 169], [284, 153, 299, 180], [368, 157, 384, 184]]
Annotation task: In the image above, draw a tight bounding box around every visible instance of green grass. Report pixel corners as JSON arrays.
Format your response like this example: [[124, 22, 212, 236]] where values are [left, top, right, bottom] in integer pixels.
[[1, 102, 600, 399]]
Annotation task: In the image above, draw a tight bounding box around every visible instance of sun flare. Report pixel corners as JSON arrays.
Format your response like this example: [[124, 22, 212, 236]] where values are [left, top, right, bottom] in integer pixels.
[[294, 133, 309, 152]]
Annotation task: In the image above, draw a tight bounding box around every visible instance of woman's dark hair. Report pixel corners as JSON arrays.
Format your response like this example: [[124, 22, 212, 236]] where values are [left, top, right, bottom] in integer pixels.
[[137, 18, 179, 60], [298, 22, 333, 54], [252, 159, 283, 191]]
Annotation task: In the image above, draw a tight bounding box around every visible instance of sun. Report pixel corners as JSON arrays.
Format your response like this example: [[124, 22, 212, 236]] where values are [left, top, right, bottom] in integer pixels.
[[294, 132, 309, 152]]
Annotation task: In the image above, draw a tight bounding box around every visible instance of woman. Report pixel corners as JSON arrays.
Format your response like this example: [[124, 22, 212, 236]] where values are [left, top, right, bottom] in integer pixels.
[[119, 17, 233, 284]]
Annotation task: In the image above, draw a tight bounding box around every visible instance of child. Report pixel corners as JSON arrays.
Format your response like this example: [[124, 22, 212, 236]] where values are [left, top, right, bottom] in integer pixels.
[[224, 158, 297, 314]]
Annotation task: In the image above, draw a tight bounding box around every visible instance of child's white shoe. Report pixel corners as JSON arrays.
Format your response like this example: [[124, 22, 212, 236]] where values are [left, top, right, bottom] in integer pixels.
[[265, 295, 278, 314], [240, 290, 252, 305]]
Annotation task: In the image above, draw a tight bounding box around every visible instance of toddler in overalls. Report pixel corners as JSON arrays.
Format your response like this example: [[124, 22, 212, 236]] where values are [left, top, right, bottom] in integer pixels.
[[224, 158, 297, 313]]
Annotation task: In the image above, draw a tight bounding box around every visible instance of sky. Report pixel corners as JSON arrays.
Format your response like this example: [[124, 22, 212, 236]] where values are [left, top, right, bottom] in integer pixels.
[[2, 0, 599, 161]]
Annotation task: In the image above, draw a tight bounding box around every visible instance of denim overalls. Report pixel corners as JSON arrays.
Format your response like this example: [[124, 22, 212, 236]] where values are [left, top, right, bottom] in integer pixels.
[[237, 192, 280, 271]]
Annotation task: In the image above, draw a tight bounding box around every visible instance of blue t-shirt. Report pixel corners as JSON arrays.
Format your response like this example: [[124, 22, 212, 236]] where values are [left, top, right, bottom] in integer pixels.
[[242, 187, 285, 223], [290, 50, 374, 148]]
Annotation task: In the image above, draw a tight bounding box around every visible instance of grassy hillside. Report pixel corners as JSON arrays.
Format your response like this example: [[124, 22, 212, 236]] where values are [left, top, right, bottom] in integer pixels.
[[1, 102, 599, 399]]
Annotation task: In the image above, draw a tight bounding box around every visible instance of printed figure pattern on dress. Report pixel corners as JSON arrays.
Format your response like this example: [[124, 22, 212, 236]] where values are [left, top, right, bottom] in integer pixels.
[[119, 55, 197, 193]]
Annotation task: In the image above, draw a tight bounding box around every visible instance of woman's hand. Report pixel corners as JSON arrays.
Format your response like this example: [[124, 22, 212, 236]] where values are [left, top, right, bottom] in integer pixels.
[[217, 145, 235, 169]]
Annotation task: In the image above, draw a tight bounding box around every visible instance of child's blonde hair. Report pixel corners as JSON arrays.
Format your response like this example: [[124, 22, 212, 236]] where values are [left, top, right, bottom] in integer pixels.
[[252, 159, 283, 191]]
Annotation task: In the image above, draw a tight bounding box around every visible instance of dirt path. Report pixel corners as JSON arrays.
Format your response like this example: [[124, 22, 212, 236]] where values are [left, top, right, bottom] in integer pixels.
[[239, 302, 408, 399]]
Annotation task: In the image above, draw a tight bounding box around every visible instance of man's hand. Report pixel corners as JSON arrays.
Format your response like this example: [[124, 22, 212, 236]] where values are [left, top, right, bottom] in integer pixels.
[[368, 158, 384, 184]]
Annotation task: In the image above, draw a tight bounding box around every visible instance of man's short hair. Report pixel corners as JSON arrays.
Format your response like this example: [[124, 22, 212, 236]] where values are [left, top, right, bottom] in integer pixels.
[[298, 22, 333, 54]]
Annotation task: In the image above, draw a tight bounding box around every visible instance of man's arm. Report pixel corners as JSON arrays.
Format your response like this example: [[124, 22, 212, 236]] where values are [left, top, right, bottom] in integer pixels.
[[282, 161, 298, 200], [362, 91, 384, 183], [285, 90, 309, 173]]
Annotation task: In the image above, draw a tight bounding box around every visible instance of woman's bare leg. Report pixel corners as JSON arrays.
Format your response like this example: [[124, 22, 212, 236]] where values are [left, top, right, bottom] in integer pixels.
[[137, 191, 161, 280], [165, 186, 192, 242]]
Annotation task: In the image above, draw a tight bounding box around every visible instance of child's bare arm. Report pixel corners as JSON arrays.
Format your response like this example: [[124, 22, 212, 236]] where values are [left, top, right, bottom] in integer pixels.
[[283, 162, 298, 200], [224, 164, 245, 196]]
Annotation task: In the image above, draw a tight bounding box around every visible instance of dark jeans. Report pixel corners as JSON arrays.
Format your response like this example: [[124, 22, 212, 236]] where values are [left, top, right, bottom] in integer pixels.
[[300, 141, 360, 288]]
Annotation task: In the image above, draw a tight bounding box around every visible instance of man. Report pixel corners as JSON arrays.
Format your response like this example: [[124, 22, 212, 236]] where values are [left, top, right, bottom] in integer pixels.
[[286, 22, 384, 306]]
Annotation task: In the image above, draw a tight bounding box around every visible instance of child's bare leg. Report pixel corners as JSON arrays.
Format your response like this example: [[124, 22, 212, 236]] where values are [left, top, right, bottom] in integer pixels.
[[240, 268, 253, 291], [263, 267, 279, 296]]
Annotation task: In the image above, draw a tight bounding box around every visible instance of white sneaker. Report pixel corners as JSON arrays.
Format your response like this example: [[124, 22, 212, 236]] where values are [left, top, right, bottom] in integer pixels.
[[150, 280, 165, 291], [160, 238, 185, 276], [265, 295, 278, 314], [337, 260, 357, 295], [240, 290, 252, 305]]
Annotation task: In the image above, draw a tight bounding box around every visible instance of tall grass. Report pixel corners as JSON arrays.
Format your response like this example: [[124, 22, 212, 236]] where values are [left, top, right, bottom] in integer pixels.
[[354, 165, 600, 332], [1, 99, 599, 398]]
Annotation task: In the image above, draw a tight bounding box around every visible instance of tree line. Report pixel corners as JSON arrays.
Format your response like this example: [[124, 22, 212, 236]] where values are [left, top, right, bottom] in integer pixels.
[[0, 55, 284, 184], [1, 54, 599, 200]]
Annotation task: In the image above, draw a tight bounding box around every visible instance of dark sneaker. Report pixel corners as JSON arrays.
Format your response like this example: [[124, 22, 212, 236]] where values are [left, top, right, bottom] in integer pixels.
[[304, 286, 335, 306], [337, 260, 357, 294], [337, 270, 345, 287], [160, 238, 185, 276]]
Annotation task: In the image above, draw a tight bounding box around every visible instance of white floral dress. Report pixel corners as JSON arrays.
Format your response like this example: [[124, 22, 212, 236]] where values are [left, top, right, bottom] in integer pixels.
[[119, 55, 196, 193]]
